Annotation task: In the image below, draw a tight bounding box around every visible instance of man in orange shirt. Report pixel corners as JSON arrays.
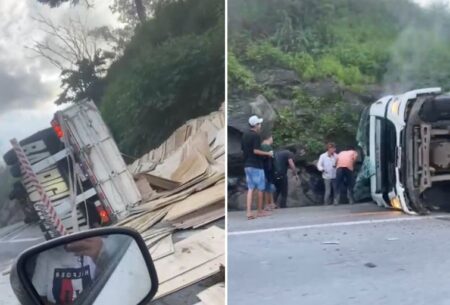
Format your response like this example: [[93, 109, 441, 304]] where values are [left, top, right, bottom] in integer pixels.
[[335, 146, 358, 205]]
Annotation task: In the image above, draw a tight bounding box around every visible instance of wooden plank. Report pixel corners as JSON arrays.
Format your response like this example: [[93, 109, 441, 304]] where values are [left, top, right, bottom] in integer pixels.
[[150, 234, 174, 261], [154, 255, 224, 300], [192, 208, 224, 229], [164, 183, 225, 221], [134, 173, 221, 213], [197, 283, 225, 305], [150, 148, 183, 179], [142, 173, 180, 190], [154, 226, 224, 284], [120, 206, 170, 233], [135, 175, 155, 201], [171, 148, 209, 184], [172, 201, 224, 229]]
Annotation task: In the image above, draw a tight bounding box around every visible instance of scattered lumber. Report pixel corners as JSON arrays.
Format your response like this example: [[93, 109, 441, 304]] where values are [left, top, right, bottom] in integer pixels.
[[172, 201, 224, 230], [153, 226, 225, 299], [119, 105, 225, 301]]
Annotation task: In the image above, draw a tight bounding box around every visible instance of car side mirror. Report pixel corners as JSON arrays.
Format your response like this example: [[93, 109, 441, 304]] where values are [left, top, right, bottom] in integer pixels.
[[10, 227, 158, 305]]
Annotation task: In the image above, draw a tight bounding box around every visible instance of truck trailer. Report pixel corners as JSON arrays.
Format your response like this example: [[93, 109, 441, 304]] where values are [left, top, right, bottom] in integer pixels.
[[2, 100, 141, 239]]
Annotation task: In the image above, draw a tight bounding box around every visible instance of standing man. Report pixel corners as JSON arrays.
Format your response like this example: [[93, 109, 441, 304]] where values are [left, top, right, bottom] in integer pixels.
[[335, 146, 358, 205], [317, 143, 338, 205], [241, 115, 273, 219], [261, 135, 277, 210], [273, 147, 299, 209]]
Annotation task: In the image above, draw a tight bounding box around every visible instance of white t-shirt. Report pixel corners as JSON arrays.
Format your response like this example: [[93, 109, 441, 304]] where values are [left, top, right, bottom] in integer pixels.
[[32, 247, 96, 304], [317, 152, 337, 179]]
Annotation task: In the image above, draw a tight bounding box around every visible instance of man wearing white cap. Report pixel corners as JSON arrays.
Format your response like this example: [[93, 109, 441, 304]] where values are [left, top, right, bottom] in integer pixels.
[[241, 115, 273, 219]]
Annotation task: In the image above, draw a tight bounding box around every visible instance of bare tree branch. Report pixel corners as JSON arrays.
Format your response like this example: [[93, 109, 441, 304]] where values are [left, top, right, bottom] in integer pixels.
[[28, 13, 101, 71]]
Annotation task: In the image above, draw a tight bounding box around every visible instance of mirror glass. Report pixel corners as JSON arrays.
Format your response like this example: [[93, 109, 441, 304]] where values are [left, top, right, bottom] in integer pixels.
[[24, 234, 152, 305]]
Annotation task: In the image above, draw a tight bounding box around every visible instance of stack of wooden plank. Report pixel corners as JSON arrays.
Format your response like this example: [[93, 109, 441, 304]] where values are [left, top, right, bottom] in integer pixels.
[[153, 226, 225, 300], [116, 105, 225, 299]]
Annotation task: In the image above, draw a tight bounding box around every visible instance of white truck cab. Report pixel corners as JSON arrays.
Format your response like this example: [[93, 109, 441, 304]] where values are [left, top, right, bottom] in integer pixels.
[[357, 87, 450, 214]]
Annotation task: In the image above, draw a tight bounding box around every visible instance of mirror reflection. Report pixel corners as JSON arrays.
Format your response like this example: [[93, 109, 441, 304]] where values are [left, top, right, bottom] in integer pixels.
[[25, 234, 152, 305]]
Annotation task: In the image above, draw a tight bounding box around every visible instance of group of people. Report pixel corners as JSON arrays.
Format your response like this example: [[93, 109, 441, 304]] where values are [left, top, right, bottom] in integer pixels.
[[241, 115, 298, 219], [242, 115, 359, 220], [317, 143, 358, 206]]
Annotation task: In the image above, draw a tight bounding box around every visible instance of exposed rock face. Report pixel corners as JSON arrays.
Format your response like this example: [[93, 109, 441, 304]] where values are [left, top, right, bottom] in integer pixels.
[[227, 69, 382, 210], [255, 69, 301, 87], [249, 95, 277, 138], [228, 94, 277, 176]]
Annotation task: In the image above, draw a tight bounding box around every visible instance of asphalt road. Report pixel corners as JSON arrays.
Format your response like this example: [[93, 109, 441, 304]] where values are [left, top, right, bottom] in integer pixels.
[[228, 203, 450, 305], [0, 222, 44, 305]]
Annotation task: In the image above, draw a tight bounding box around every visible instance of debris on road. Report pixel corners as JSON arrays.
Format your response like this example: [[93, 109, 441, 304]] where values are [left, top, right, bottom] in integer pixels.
[[120, 105, 225, 299], [322, 241, 340, 245], [364, 262, 377, 268]]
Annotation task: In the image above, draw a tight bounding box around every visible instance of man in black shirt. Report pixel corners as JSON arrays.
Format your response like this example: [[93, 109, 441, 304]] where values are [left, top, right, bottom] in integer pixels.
[[241, 115, 273, 219], [273, 148, 299, 208]]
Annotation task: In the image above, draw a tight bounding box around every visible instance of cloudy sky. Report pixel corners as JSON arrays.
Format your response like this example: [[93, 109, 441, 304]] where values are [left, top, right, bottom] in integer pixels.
[[0, 0, 120, 161], [0, 0, 445, 162]]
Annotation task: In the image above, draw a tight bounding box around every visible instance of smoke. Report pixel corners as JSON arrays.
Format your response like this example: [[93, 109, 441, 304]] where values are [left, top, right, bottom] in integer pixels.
[[383, 2, 450, 94]]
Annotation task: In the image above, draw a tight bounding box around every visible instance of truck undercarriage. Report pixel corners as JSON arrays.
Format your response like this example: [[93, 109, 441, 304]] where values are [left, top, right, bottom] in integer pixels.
[[404, 95, 450, 213]]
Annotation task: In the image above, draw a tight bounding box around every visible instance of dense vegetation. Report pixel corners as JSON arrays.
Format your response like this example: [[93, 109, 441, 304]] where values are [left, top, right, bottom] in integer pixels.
[[101, 0, 224, 157], [229, 0, 450, 157]]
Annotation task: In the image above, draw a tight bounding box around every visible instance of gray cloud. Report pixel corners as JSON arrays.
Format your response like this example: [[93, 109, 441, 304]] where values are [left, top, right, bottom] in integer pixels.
[[0, 65, 54, 112], [0, 0, 120, 114]]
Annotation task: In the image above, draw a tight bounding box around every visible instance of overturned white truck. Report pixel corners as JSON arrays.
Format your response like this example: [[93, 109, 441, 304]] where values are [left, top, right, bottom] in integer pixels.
[[3, 100, 141, 239], [356, 87, 450, 215]]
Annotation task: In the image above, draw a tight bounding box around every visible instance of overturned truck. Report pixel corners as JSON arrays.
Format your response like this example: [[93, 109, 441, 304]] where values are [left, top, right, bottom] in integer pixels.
[[356, 87, 450, 215]]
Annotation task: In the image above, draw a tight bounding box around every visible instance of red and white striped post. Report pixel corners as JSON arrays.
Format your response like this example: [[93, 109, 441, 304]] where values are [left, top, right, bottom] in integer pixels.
[[10, 138, 67, 237]]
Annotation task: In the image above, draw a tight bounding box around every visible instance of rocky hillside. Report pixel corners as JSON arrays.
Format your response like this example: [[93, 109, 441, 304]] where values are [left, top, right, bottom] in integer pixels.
[[229, 0, 450, 155]]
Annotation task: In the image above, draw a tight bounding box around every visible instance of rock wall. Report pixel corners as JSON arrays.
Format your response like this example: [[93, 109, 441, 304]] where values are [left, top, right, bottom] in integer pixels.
[[228, 68, 382, 210]]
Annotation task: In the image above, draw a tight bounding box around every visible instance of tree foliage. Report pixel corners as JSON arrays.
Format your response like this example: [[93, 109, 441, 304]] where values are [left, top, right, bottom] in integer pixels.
[[29, 15, 115, 105], [229, 0, 450, 90], [56, 50, 114, 104], [100, 0, 224, 156], [273, 90, 360, 158], [230, 0, 450, 154]]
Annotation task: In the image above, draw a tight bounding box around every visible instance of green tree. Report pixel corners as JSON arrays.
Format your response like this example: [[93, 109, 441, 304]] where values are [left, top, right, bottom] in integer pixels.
[[37, 0, 148, 23], [100, 0, 224, 156], [55, 50, 114, 105]]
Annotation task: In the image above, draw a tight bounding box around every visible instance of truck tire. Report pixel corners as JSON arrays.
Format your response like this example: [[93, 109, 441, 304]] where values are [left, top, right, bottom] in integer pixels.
[[9, 163, 22, 178], [23, 207, 39, 224], [420, 96, 450, 122], [3, 149, 17, 165], [9, 182, 27, 200]]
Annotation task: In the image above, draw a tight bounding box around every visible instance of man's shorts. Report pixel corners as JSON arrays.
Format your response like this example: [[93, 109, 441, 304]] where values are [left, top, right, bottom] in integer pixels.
[[244, 167, 265, 191], [264, 180, 276, 193]]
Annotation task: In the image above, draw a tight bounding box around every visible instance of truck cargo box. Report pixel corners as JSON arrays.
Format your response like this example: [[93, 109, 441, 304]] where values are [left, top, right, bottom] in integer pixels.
[[55, 100, 141, 220]]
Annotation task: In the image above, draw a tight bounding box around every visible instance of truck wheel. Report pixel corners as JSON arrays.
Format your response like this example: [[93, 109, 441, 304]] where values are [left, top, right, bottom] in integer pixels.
[[9, 182, 27, 200], [2, 149, 17, 165], [9, 164, 22, 178], [22, 206, 39, 224]]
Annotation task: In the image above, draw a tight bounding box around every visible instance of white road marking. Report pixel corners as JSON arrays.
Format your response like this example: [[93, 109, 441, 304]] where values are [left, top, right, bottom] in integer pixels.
[[0, 237, 42, 243], [228, 215, 448, 236]]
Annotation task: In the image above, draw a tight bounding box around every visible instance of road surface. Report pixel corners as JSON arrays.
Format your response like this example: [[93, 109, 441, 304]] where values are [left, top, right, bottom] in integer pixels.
[[0, 222, 44, 305], [228, 203, 450, 305]]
